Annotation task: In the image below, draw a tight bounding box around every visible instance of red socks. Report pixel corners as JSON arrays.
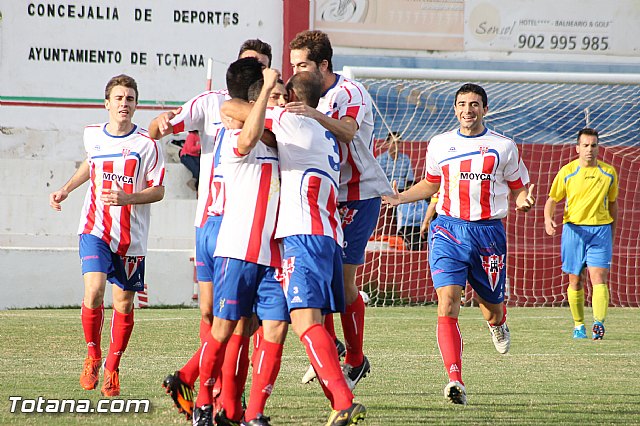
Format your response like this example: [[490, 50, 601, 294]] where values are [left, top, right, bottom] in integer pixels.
[[220, 334, 250, 422], [196, 334, 227, 407], [324, 314, 337, 340], [300, 324, 353, 411], [104, 308, 134, 371], [437, 316, 463, 384], [341, 293, 365, 366], [81, 302, 104, 359], [245, 339, 284, 421], [179, 319, 212, 387]]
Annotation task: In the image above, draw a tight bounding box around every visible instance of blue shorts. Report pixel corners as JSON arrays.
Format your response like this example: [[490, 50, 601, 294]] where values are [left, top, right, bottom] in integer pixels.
[[213, 258, 288, 322], [281, 235, 345, 315], [429, 216, 507, 304], [339, 198, 381, 265], [561, 223, 612, 275], [255, 270, 290, 323], [195, 215, 223, 282], [79, 233, 145, 292]]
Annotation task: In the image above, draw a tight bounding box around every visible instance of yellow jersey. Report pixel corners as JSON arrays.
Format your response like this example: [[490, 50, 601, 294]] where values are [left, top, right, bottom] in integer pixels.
[[548, 159, 618, 225]]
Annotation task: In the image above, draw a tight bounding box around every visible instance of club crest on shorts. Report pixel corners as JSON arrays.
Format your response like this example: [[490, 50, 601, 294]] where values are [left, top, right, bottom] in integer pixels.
[[276, 257, 296, 292], [339, 206, 357, 226], [481, 254, 505, 290], [123, 256, 143, 280]]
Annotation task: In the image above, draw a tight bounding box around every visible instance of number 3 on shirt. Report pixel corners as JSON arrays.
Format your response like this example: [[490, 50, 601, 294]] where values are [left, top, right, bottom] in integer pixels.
[[325, 130, 340, 172]]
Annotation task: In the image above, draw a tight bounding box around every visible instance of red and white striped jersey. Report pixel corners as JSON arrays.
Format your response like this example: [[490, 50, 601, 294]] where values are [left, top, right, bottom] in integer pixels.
[[265, 107, 343, 245], [169, 90, 229, 227], [317, 74, 393, 202], [78, 123, 165, 256], [425, 128, 529, 221], [213, 129, 282, 267]]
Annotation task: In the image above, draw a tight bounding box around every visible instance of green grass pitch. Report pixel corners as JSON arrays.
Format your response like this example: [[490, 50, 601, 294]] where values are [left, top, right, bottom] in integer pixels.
[[1, 306, 639, 425]]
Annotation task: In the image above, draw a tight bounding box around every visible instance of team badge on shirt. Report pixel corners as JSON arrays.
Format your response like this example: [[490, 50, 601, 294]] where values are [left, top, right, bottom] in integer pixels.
[[482, 254, 505, 290], [479, 145, 489, 155], [122, 148, 131, 157]]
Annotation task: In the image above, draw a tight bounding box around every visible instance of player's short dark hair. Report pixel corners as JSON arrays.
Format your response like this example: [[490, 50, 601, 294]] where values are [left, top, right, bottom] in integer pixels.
[[286, 71, 323, 108], [455, 83, 488, 108], [238, 39, 272, 67], [247, 79, 264, 102], [577, 127, 599, 143], [226, 57, 264, 101], [105, 74, 138, 101], [289, 30, 333, 72]]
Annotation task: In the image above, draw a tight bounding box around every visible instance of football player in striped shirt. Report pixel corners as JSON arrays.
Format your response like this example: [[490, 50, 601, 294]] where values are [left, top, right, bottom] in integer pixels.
[[266, 71, 366, 425], [221, 70, 368, 425], [383, 83, 535, 405], [544, 128, 618, 340], [49, 74, 165, 397], [288, 30, 394, 391]]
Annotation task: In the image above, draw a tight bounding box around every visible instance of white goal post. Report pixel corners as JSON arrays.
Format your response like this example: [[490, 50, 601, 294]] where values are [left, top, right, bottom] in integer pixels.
[[342, 66, 640, 85]]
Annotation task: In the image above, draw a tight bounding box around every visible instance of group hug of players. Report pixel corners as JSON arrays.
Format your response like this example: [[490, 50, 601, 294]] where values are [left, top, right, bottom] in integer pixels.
[[150, 37, 382, 426], [50, 24, 618, 426]]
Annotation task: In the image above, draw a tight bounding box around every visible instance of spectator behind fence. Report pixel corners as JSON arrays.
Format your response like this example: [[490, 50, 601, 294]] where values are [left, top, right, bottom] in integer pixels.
[[180, 130, 201, 192], [396, 180, 429, 251], [377, 131, 414, 191]]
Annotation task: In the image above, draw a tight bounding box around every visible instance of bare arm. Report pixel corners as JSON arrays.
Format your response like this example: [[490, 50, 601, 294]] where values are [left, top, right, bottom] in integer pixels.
[[285, 102, 358, 144], [382, 179, 440, 207], [313, 114, 358, 145], [237, 69, 279, 154], [101, 185, 165, 206], [221, 99, 252, 122], [513, 184, 535, 212], [148, 108, 181, 139], [543, 197, 558, 236], [49, 160, 90, 211]]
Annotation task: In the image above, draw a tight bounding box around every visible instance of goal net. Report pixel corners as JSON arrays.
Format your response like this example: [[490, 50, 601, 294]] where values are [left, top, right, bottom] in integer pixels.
[[344, 67, 640, 308]]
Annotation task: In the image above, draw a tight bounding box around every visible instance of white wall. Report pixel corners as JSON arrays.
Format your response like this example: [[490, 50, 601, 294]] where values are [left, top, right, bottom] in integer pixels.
[[0, 248, 196, 309]]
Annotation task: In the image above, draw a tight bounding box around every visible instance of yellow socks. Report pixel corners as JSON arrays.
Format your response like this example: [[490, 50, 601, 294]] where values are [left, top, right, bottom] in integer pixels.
[[592, 283, 609, 323], [567, 287, 585, 327]]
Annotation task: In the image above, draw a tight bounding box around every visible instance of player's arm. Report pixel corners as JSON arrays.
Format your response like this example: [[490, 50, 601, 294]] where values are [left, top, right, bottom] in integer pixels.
[[221, 99, 251, 122], [148, 108, 181, 139], [513, 184, 535, 212], [222, 95, 277, 149], [101, 185, 165, 206], [237, 69, 279, 154], [315, 114, 358, 145], [609, 200, 618, 241], [49, 160, 90, 211], [543, 197, 558, 236], [284, 101, 357, 144], [382, 179, 439, 207]]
